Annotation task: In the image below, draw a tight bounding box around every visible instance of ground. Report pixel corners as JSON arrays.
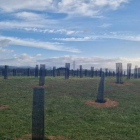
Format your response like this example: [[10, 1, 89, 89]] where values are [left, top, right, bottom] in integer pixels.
[[0, 76, 140, 140]]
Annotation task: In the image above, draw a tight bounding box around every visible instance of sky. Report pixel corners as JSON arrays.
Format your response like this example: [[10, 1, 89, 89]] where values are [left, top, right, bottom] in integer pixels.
[[0, 0, 140, 69]]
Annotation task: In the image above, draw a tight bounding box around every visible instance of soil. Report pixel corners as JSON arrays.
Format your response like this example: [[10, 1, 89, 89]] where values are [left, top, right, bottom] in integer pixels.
[[110, 82, 133, 86], [0, 105, 9, 110], [85, 98, 118, 108], [14, 134, 68, 140]]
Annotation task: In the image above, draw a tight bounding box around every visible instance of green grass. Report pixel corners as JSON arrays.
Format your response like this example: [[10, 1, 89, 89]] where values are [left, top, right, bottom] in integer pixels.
[[0, 76, 140, 140]]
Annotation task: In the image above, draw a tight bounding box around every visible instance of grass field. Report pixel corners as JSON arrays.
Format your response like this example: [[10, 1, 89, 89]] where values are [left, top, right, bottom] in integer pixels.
[[0, 76, 140, 140]]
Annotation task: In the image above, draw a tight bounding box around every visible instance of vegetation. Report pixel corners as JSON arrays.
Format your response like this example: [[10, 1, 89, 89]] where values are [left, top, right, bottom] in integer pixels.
[[0, 76, 140, 140]]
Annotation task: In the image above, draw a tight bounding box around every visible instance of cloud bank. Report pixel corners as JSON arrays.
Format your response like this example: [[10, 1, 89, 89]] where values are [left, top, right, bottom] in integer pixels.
[[0, 35, 80, 53], [0, 54, 139, 69], [0, 0, 129, 17]]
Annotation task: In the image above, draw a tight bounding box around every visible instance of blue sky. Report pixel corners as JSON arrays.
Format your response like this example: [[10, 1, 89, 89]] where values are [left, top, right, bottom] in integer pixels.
[[0, 0, 140, 69]]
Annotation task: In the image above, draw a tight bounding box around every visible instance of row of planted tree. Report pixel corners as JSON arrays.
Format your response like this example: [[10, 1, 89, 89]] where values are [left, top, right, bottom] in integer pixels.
[[33, 65, 107, 140], [32, 64, 121, 139], [1, 63, 140, 82], [0, 65, 116, 77], [2, 63, 138, 140]]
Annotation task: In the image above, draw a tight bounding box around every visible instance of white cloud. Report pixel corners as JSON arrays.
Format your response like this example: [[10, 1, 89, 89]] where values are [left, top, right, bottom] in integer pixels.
[[0, 11, 57, 30], [102, 34, 140, 42], [37, 55, 140, 69], [99, 23, 112, 28], [15, 12, 44, 20], [53, 36, 97, 41], [0, 39, 13, 53], [0, 35, 80, 53], [0, 0, 129, 17], [0, 0, 53, 12], [53, 34, 140, 42], [35, 53, 42, 57], [14, 11, 56, 23], [0, 53, 38, 66], [0, 54, 138, 69], [0, 39, 11, 47], [0, 11, 82, 35], [24, 28, 82, 35], [0, 47, 14, 53], [0, 21, 45, 29]]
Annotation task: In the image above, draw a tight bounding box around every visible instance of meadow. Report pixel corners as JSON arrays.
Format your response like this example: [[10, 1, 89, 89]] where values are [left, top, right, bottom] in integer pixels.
[[0, 76, 140, 140]]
